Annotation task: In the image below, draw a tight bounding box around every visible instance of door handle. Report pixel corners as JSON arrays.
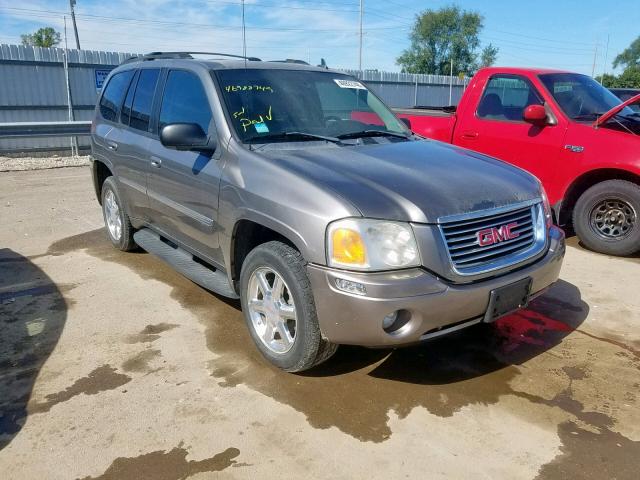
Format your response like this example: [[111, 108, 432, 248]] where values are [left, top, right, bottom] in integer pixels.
[[106, 141, 118, 151], [461, 131, 478, 139], [150, 156, 162, 168]]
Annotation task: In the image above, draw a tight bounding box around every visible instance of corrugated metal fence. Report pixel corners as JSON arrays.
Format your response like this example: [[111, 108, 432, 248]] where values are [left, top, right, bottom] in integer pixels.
[[0, 44, 467, 154]]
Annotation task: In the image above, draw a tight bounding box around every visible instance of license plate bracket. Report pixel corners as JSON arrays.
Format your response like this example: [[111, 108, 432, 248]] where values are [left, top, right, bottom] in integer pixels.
[[483, 277, 532, 323]]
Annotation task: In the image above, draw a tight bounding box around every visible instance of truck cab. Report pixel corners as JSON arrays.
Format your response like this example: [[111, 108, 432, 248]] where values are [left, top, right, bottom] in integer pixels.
[[399, 67, 640, 256]]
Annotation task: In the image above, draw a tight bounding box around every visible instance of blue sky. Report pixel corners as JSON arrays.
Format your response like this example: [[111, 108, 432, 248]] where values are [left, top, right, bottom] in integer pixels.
[[0, 0, 637, 76]]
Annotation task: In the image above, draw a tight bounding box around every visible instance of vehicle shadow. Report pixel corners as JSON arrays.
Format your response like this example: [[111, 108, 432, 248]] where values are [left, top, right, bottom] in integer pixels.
[[0, 249, 67, 450], [306, 279, 589, 383]]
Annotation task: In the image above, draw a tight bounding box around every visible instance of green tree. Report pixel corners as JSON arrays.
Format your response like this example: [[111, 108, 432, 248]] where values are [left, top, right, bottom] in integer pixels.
[[613, 36, 640, 70], [396, 6, 497, 75], [479, 44, 498, 69], [20, 27, 61, 48]]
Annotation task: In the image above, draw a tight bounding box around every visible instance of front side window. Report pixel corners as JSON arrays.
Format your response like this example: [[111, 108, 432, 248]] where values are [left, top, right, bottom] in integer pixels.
[[99, 70, 134, 122], [477, 75, 543, 122], [159, 70, 213, 133], [215, 69, 409, 142], [130, 69, 160, 132]]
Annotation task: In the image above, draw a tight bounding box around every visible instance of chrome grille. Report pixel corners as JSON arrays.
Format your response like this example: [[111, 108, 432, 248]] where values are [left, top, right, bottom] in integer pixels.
[[440, 203, 544, 275]]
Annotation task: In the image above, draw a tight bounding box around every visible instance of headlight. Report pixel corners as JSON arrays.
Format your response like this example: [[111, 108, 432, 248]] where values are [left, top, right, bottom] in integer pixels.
[[539, 184, 553, 229], [327, 218, 420, 270]]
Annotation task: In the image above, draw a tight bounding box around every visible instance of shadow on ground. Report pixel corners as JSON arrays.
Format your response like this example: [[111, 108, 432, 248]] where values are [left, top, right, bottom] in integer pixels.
[[0, 249, 69, 450]]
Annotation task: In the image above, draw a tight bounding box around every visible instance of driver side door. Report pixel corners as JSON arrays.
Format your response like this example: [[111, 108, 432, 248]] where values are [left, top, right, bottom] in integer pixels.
[[456, 74, 567, 188]]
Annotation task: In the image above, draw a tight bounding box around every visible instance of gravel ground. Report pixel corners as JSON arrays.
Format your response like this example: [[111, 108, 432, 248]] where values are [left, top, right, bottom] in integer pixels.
[[0, 167, 639, 479], [0, 155, 90, 172]]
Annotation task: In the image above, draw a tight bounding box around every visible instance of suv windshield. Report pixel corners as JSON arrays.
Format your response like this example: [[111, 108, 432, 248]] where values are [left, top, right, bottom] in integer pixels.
[[214, 68, 409, 143], [539, 73, 636, 121]]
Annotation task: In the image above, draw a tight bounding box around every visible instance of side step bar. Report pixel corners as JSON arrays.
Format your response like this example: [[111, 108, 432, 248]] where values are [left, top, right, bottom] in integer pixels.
[[133, 228, 239, 299]]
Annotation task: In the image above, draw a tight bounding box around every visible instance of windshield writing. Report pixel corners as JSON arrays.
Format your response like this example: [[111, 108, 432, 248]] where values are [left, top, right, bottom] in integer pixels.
[[215, 69, 408, 143]]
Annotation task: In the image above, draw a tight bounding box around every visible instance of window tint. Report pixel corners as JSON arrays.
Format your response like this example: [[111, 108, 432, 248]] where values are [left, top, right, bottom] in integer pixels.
[[99, 70, 134, 122], [477, 75, 543, 121], [160, 70, 212, 133], [130, 69, 160, 132], [120, 71, 138, 126]]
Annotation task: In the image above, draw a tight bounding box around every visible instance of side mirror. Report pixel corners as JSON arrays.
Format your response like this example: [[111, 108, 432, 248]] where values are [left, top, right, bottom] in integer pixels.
[[160, 123, 216, 152], [523, 104, 549, 126], [399, 117, 412, 129]]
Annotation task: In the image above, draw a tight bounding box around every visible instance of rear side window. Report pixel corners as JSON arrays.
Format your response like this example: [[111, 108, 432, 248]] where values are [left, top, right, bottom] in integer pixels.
[[130, 69, 160, 132], [477, 75, 543, 122], [120, 71, 138, 126], [159, 70, 213, 133], [99, 70, 134, 122]]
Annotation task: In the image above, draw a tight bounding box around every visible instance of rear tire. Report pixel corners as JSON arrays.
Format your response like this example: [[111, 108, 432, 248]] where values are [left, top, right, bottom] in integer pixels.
[[573, 179, 640, 256], [101, 177, 137, 252], [239, 241, 338, 372]]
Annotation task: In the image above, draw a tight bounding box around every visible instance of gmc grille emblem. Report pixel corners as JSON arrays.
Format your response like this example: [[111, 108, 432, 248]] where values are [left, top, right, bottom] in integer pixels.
[[477, 222, 519, 246]]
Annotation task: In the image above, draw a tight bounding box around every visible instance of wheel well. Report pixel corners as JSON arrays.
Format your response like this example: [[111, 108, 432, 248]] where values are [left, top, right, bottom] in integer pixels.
[[231, 220, 297, 285], [93, 160, 113, 205], [558, 169, 640, 227]]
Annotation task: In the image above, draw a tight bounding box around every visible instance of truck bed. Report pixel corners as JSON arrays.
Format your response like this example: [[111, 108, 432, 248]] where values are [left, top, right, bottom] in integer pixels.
[[393, 107, 457, 143]]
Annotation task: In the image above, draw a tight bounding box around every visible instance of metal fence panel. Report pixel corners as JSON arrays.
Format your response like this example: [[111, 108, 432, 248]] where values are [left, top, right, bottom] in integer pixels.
[[0, 44, 470, 153]]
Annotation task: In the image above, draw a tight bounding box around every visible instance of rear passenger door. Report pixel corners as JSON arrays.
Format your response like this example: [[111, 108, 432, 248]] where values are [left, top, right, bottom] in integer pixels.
[[106, 67, 161, 220], [146, 69, 223, 265]]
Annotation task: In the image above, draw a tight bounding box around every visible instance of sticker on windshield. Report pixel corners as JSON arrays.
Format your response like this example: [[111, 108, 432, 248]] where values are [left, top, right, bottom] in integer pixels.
[[334, 79, 366, 89], [254, 122, 269, 133]]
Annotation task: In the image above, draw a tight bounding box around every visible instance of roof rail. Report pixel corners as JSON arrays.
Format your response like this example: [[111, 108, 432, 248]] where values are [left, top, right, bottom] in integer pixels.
[[269, 59, 309, 65], [121, 51, 262, 65]]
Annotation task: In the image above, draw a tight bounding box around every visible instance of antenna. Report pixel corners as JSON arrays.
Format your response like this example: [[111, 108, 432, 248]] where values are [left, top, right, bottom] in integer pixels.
[[241, 0, 247, 69]]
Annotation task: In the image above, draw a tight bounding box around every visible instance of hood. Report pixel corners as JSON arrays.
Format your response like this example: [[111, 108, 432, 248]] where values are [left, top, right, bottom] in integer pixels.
[[595, 93, 640, 127], [262, 139, 541, 223]]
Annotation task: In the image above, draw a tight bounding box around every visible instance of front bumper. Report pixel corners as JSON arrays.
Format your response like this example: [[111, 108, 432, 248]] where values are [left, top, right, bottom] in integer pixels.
[[307, 226, 565, 347]]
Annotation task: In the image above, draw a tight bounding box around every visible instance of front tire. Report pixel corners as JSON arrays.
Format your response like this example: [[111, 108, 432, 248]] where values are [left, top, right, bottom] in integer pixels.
[[573, 179, 640, 256], [239, 241, 338, 372], [101, 177, 137, 252]]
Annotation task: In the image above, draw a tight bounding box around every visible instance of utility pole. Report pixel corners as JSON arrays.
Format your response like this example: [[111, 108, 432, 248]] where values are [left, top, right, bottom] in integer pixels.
[[69, 0, 81, 50], [601, 34, 610, 86], [448, 58, 453, 106], [358, 0, 363, 77], [591, 41, 598, 78], [63, 16, 78, 156]]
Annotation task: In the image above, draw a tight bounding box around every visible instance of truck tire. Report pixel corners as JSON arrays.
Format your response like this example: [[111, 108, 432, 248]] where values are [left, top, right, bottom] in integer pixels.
[[573, 179, 640, 256], [239, 241, 338, 372], [101, 177, 137, 252]]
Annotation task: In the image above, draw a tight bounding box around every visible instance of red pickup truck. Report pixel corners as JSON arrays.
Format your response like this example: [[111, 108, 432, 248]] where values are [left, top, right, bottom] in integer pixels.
[[394, 67, 640, 256]]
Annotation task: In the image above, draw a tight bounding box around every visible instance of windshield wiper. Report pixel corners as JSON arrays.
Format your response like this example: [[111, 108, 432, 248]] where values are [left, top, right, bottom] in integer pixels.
[[336, 130, 410, 140], [245, 131, 343, 145]]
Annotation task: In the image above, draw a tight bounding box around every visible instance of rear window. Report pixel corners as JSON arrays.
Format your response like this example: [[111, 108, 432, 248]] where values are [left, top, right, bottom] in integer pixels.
[[99, 70, 134, 122], [130, 69, 160, 132]]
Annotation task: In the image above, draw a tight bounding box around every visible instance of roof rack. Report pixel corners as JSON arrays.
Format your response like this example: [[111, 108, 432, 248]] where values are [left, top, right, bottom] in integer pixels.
[[269, 59, 309, 65], [121, 51, 262, 65]]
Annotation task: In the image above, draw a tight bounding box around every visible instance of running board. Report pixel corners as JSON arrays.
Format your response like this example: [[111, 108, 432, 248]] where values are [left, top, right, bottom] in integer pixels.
[[133, 228, 239, 299]]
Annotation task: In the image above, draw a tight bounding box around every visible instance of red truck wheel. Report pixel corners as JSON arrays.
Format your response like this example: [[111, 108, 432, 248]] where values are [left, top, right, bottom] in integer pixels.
[[573, 180, 640, 256]]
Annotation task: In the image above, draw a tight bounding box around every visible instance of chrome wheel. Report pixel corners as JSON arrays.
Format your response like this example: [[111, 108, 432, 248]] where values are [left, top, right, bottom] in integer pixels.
[[590, 198, 636, 239], [247, 267, 297, 355], [104, 189, 122, 241]]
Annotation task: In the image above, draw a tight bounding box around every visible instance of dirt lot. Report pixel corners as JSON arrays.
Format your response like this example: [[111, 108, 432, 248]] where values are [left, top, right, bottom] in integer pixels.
[[0, 166, 639, 479]]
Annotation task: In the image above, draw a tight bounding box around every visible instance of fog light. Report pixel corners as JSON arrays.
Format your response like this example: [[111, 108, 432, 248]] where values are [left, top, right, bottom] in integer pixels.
[[382, 311, 398, 329], [334, 278, 366, 296], [382, 309, 411, 334]]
